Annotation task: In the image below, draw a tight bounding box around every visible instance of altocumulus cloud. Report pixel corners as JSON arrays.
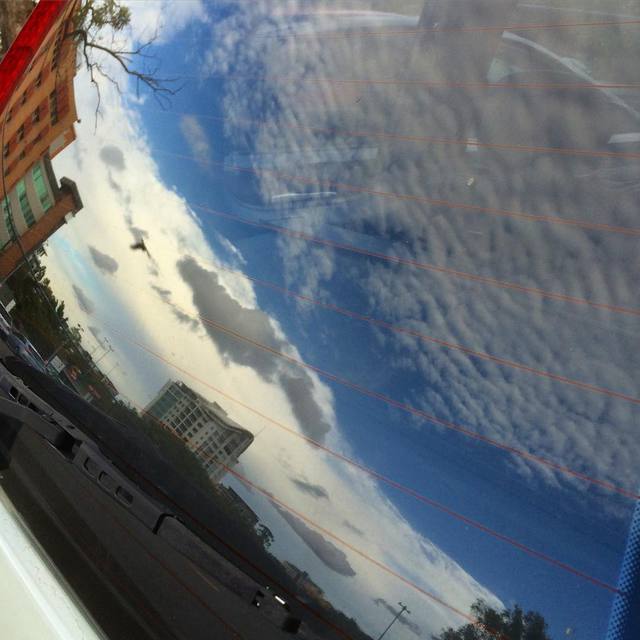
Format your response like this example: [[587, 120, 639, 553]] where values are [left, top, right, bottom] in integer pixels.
[[290, 476, 330, 501], [99, 145, 126, 171], [179, 115, 212, 170], [88, 246, 119, 275], [272, 502, 356, 577], [42, 25, 507, 638], [72, 284, 95, 314], [177, 256, 333, 443]]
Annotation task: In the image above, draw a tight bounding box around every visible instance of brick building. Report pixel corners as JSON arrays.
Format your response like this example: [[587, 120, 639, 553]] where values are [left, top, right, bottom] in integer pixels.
[[0, 0, 82, 278]]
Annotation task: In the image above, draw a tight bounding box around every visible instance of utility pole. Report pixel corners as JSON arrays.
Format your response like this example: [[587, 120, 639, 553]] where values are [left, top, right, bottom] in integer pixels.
[[377, 602, 410, 640], [88, 340, 103, 356], [99, 360, 120, 384], [94, 341, 113, 366]]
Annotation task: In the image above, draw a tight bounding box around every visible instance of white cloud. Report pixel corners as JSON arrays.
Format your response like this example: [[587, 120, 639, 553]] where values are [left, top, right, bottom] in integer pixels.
[[41, 62, 505, 640], [127, 0, 208, 45], [196, 2, 640, 508], [50, 3, 640, 633], [179, 114, 212, 170]]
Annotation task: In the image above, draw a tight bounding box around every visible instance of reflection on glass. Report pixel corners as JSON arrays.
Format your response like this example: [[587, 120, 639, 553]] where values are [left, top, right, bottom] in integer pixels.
[[1, 1, 640, 640]]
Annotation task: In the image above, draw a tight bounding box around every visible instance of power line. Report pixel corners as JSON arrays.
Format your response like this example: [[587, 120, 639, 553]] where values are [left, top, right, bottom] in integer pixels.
[[191, 203, 640, 317], [142, 107, 640, 162], [132, 392, 618, 593]]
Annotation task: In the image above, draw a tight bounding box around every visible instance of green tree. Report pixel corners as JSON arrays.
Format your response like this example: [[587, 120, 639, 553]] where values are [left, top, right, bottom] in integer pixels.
[[68, 323, 83, 345], [64, 0, 178, 121], [9, 257, 71, 354], [256, 523, 274, 549], [433, 600, 552, 640]]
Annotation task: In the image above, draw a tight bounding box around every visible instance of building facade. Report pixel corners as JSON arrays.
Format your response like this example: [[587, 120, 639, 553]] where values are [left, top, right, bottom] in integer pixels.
[[0, 0, 82, 277], [214, 485, 260, 528], [145, 380, 254, 482], [282, 562, 330, 606], [0, 153, 82, 276], [1, 0, 79, 189]]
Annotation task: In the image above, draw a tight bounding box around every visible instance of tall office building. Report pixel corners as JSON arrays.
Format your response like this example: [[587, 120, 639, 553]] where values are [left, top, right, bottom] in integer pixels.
[[145, 380, 254, 483], [0, 0, 83, 278]]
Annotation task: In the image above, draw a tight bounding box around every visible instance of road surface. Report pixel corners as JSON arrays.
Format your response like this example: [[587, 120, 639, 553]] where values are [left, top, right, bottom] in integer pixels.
[[0, 418, 297, 640]]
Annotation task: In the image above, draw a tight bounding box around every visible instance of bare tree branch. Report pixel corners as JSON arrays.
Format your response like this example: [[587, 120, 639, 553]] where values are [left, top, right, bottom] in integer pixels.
[[64, 0, 181, 127]]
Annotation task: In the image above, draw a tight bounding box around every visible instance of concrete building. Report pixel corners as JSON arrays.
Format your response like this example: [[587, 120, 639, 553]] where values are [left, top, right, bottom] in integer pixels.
[[214, 485, 260, 528], [0, 0, 82, 278], [0, 154, 81, 277], [282, 562, 329, 606], [145, 381, 254, 482]]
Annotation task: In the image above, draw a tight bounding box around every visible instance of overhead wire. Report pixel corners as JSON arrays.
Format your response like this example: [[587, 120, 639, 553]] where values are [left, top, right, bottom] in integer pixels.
[[71, 458, 245, 639], [57, 246, 627, 591], [221, 462, 596, 639], [258, 17, 640, 39], [118, 398, 549, 640], [46, 373, 360, 640], [52, 244, 638, 589], [58, 230, 640, 404], [99, 318, 639, 500], [126, 386, 620, 594], [190, 202, 640, 317], [197, 259, 640, 405], [142, 108, 640, 162], [178, 72, 640, 92], [154, 149, 640, 238]]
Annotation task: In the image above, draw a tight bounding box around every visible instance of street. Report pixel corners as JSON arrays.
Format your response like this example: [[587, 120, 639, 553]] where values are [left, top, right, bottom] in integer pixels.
[[0, 426, 299, 640]]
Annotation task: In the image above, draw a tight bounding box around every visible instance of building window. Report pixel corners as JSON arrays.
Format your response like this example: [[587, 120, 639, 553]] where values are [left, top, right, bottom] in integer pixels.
[[49, 91, 58, 125], [17, 124, 24, 141], [32, 107, 40, 124], [2, 197, 14, 240], [51, 42, 60, 70], [32, 164, 53, 212], [16, 179, 35, 227]]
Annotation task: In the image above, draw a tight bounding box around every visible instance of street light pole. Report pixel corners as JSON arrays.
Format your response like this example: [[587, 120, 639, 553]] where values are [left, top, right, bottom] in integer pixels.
[[377, 602, 411, 640]]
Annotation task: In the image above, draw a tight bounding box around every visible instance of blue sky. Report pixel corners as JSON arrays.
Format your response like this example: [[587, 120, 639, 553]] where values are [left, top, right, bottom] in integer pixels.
[[42, 2, 640, 638]]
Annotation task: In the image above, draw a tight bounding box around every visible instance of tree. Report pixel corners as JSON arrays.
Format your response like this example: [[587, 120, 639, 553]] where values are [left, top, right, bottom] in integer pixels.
[[64, 0, 179, 121], [0, 0, 35, 55], [256, 523, 274, 549], [69, 323, 84, 345], [433, 600, 552, 640]]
